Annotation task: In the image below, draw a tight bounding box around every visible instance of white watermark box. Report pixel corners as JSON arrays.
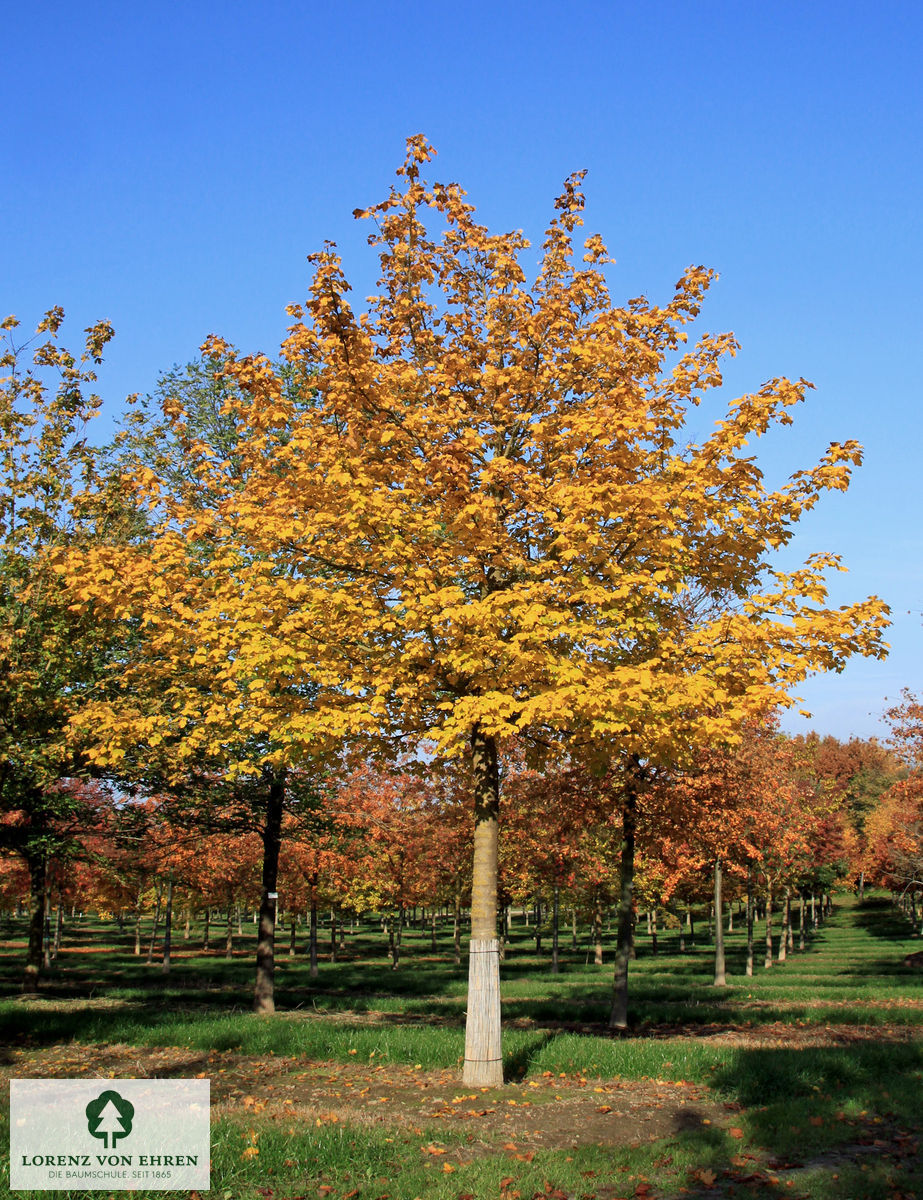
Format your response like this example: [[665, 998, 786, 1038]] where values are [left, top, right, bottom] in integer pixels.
[[10, 1079, 209, 1191]]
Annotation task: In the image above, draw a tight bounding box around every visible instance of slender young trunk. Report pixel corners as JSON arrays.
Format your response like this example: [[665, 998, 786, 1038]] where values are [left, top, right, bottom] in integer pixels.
[[745, 867, 754, 978], [202, 907, 211, 952], [453, 889, 462, 966], [184, 907, 191, 941], [22, 851, 47, 992], [226, 902, 234, 959], [763, 886, 774, 969], [134, 893, 143, 957], [309, 881, 319, 978], [778, 887, 789, 963], [785, 890, 794, 954], [289, 913, 297, 958], [535, 896, 542, 954], [688, 905, 695, 947], [390, 906, 401, 969], [858, 869, 865, 901], [609, 772, 639, 1029], [799, 892, 806, 951], [727, 905, 734, 934], [431, 907, 438, 952], [463, 725, 502, 1086], [571, 906, 578, 950], [811, 892, 817, 930], [331, 910, 338, 963], [254, 770, 285, 1013], [42, 888, 52, 970], [161, 875, 174, 975], [651, 906, 658, 956], [551, 886, 560, 974], [147, 881, 163, 966], [593, 891, 604, 966], [52, 903, 63, 961], [714, 859, 726, 987]]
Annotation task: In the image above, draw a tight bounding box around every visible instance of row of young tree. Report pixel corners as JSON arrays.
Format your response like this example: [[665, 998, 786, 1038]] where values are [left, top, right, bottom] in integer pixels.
[[5, 716, 920, 988], [1, 137, 901, 1082]]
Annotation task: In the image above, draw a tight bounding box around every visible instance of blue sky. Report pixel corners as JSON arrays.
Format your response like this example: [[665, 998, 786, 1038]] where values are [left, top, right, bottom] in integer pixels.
[[4, 1, 920, 741]]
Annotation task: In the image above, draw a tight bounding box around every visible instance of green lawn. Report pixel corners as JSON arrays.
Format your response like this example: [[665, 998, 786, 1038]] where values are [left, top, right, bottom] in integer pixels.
[[1, 894, 921, 1199]]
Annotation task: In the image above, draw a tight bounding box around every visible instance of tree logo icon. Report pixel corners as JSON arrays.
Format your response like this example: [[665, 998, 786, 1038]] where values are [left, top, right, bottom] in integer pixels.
[[85, 1089, 135, 1149]]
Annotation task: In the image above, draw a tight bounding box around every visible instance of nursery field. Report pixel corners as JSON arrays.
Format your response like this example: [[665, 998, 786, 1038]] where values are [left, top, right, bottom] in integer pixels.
[[1, 894, 922, 1200]]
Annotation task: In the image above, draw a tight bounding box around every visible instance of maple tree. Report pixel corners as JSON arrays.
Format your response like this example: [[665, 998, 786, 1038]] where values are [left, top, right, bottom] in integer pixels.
[[0, 309, 133, 986], [62, 139, 889, 1079], [204, 138, 887, 1078], [60, 353, 343, 1012]]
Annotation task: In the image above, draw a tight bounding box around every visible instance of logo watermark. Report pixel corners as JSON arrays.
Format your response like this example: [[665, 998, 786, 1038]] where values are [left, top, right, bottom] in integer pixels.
[[10, 1079, 209, 1191]]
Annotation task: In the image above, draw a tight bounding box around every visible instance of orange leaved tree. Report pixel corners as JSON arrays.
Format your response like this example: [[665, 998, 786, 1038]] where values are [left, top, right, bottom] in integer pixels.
[[76, 138, 889, 1081]]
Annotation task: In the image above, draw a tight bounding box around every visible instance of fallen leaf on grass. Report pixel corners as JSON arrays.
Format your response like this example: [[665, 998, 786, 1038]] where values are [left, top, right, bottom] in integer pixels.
[[729, 1126, 744, 1138], [596, 1105, 613, 1114], [692, 1168, 717, 1186]]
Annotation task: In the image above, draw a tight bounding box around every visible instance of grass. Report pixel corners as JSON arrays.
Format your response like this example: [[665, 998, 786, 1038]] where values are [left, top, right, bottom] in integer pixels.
[[1, 893, 922, 1198]]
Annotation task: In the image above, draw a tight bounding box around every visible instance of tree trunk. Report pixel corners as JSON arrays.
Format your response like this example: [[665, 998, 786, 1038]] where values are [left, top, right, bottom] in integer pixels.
[[22, 851, 46, 992], [392, 903, 403, 970], [146, 880, 163, 965], [714, 859, 726, 987], [799, 892, 806, 951], [453, 888, 462, 966], [651, 906, 658, 956], [763, 885, 773, 969], [331, 909, 338, 962], [858, 869, 865, 901], [534, 896, 542, 954], [42, 887, 52, 970], [226, 902, 234, 959], [52, 903, 63, 962], [687, 904, 695, 946], [310, 895, 319, 977], [593, 891, 604, 965], [463, 725, 502, 1086], [134, 893, 143, 957], [202, 906, 210, 952], [745, 867, 754, 978], [254, 770, 285, 1014], [551, 886, 560, 974], [161, 875, 174, 975], [609, 772, 638, 1029], [183, 907, 191, 940], [431, 906, 438, 952]]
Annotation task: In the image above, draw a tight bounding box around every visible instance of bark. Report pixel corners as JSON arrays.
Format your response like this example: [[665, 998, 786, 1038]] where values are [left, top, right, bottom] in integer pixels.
[[226, 902, 234, 959], [331, 910, 338, 963], [146, 880, 163, 966], [745, 866, 754, 978], [42, 888, 52, 970], [161, 875, 174, 975], [254, 770, 286, 1014], [858, 869, 865, 901], [453, 889, 462, 966], [713, 859, 726, 987], [22, 851, 47, 992], [202, 907, 210, 951], [763, 885, 774, 969], [431, 907, 438, 953], [609, 771, 639, 1029], [52, 903, 63, 961], [651, 906, 658, 956], [799, 892, 806, 952], [463, 725, 502, 1086], [551, 886, 560, 974], [134, 893, 143, 957], [593, 891, 604, 966], [310, 894, 319, 978]]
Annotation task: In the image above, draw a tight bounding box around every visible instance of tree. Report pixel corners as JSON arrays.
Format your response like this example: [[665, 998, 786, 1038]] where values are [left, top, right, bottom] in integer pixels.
[[237, 137, 885, 1078], [0, 309, 129, 986], [62, 354, 339, 1012], [75, 138, 888, 1081]]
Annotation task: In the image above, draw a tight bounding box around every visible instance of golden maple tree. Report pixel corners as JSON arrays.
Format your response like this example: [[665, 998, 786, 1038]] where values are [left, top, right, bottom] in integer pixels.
[[68, 137, 888, 1081]]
